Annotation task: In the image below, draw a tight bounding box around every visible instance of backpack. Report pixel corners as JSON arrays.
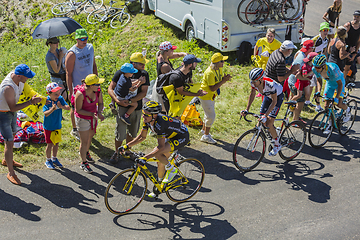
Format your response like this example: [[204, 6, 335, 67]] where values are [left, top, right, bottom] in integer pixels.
[[156, 69, 181, 95]]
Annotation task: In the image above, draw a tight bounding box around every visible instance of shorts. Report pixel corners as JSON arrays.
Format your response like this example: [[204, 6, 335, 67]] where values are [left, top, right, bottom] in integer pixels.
[[289, 80, 305, 102], [260, 93, 284, 118], [324, 81, 345, 100], [295, 79, 310, 91], [0, 111, 21, 141], [75, 116, 97, 132], [345, 57, 353, 66], [115, 107, 142, 142], [166, 131, 190, 152], [44, 129, 61, 144], [310, 74, 317, 87], [50, 76, 65, 89]]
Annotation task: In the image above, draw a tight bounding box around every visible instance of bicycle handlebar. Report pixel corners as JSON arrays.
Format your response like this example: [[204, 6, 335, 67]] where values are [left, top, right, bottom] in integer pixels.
[[240, 112, 261, 122]]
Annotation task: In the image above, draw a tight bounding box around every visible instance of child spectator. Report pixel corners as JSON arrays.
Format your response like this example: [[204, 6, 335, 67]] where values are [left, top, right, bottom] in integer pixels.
[[114, 63, 144, 125], [290, 52, 318, 105], [43, 82, 70, 169]]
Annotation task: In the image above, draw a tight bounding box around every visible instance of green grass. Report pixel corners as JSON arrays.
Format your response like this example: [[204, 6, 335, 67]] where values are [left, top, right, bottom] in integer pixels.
[[0, 0, 318, 173]]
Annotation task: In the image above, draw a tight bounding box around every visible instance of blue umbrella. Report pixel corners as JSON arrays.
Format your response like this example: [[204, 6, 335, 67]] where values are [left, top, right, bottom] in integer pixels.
[[32, 17, 83, 39]]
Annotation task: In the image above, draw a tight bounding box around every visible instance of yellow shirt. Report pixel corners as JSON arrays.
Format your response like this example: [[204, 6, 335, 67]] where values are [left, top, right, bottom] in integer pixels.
[[256, 37, 281, 54], [199, 66, 223, 101]]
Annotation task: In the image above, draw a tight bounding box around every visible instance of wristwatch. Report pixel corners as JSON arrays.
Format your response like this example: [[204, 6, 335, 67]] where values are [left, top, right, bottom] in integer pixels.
[[128, 100, 132, 104]]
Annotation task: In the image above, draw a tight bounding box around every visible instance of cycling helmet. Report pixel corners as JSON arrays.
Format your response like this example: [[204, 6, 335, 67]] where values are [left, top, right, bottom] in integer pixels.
[[143, 101, 162, 114], [249, 68, 264, 82], [312, 54, 327, 67]]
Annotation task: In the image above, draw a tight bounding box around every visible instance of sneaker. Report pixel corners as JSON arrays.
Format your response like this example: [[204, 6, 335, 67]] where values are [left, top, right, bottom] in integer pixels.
[[120, 114, 131, 125], [323, 123, 332, 134], [7, 173, 21, 185], [198, 129, 205, 135], [269, 144, 281, 156], [45, 160, 56, 170], [162, 168, 178, 183], [343, 109, 352, 123], [315, 106, 324, 113], [148, 192, 157, 198], [70, 129, 80, 141], [109, 103, 118, 115], [200, 134, 217, 144], [2, 159, 23, 167], [86, 151, 95, 163], [109, 151, 119, 164], [52, 158, 64, 168], [80, 162, 93, 173]]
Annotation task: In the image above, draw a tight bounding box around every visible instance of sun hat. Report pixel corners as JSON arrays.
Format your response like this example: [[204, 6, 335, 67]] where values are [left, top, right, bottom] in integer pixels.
[[159, 41, 177, 51], [46, 82, 62, 93], [211, 53, 228, 63], [281, 40, 297, 50], [14, 64, 36, 78], [303, 52, 318, 63], [319, 22, 330, 32], [84, 74, 105, 85], [300, 39, 314, 52], [75, 28, 88, 39], [130, 52, 149, 64], [183, 54, 201, 64], [121, 63, 138, 74]]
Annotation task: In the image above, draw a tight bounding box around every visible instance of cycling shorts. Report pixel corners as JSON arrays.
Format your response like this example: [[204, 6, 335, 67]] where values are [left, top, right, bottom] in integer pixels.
[[165, 131, 190, 152], [260, 92, 284, 118], [324, 79, 345, 100]]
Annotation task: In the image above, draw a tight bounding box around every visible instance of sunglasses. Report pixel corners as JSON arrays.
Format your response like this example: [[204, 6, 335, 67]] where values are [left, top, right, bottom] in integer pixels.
[[92, 84, 100, 86], [219, 60, 224, 63], [142, 110, 152, 117], [321, 29, 329, 32], [79, 37, 88, 41], [314, 66, 323, 70]]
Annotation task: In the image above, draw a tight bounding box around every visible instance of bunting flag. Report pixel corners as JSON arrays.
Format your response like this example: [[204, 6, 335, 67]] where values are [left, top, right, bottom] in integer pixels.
[[17, 82, 47, 122], [164, 82, 202, 117]]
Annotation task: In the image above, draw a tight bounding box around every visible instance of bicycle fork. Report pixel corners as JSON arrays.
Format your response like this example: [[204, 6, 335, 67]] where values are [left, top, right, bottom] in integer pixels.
[[247, 128, 262, 153], [123, 168, 141, 194]]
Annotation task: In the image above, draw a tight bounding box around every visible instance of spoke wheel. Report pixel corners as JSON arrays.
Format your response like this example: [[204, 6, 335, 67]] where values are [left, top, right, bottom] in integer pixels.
[[238, 0, 252, 24], [245, 0, 269, 24], [278, 120, 306, 161], [87, 9, 107, 24], [281, 0, 301, 20], [105, 168, 147, 215], [337, 99, 357, 135], [110, 12, 130, 29], [166, 158, 205, 202], [52, 3, 72, 15], [233, 129, 266, 172], [308, 110, 334, 148], [185, 22, 195, 41], [84, 0, 103, 13]]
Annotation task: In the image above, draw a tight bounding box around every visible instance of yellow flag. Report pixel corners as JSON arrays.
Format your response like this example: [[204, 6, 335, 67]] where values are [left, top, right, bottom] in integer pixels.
[[165, 83, 201, 117], [50, 129, 62, 145], [17, 82, 47, 122]]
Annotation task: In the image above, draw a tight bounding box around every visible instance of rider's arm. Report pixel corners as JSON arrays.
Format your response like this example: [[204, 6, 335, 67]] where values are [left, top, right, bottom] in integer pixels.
[[316, 77, 323, 93], [144, 137, 167, 159], [245, 88, 257, 112], [264, 93, 277, 117], [127, 128, 148, 148]]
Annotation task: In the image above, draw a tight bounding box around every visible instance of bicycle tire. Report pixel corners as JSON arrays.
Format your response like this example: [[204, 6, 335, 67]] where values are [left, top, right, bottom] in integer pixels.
[[87, 8, 106, 25], [110, 12, 130, 29], [281, 0, 301, 20], [278, 120, 306, 161], [245, 0, 269, 24], [52, 2, 72, 15], [104, 168, 147, 215], [238, 0, 252, 24], [308, 110, 334, 148], [166, 158, 205, 203], [233, 129, 266, 172], [337, 99, 357, 135], [84, 0, 103, 13]]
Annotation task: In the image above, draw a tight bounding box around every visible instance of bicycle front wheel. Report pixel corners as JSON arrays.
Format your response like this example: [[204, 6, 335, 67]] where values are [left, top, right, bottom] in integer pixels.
[[52, 3, 72, 15], [245, 0, 269, 24], [278, 120, 306, 161], [281, 0, 301, 20], [87, 9, 106, 24], [166, 158, 205, 203], [104, 168, 147, 215], [84, 0, 103, 13], [338, 99, 358, 135], [238, 0, 252, 24], [233, 129, 266, 172], [308, 110, 334, 148], [110, 12, 130, 29]]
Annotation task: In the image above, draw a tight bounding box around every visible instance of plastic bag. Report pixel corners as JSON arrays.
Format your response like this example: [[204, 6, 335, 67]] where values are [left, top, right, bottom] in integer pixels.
[[181, 104, 203, 127]]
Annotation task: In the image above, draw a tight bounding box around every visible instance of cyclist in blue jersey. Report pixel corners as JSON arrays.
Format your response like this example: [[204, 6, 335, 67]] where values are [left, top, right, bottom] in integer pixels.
[[312, 54, 351, 122]]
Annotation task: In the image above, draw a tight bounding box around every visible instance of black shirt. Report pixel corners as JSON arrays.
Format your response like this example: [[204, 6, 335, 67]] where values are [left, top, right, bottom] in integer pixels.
[[169, 67, 193, 89], [142, 114, 188, 138]]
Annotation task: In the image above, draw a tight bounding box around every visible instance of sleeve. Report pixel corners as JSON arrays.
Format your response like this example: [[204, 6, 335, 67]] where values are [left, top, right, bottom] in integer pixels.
[[205, 70, 216, 87], [43, 103, 50, 112], [45, 52, 56, 63], [301, 64, 309, 76], [112, 70, 122, 84], [312, 67, 321, 78], [169, 74, 183, 89], [143, 71, 150, 86], [59, 96, 68, 106]]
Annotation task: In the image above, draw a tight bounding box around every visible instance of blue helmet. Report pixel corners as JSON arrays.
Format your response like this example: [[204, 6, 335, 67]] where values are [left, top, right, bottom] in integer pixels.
[[312, 54, 327, 67], [249, 68, 264, 82]]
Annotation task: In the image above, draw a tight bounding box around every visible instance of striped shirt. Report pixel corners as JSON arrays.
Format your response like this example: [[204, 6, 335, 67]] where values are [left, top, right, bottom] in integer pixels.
[[264, 49, 287, 83]]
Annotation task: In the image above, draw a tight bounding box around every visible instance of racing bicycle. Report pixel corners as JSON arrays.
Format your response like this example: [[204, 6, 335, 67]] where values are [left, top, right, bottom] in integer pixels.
[[233, 102, 306, 172], [104, 150, 205, 215], [52, 0, 103, 15]]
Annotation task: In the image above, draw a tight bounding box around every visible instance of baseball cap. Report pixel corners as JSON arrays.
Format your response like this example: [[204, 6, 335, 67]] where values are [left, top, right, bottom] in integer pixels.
[[183, 54, 201, 64], [354, 10, 360, 16], [121, 63, 138, 74], [84, 74, 105, 85], [300, 39, 314, 52], [75, 28, 88, 39], [130, 52, 149, 65], [303, 52, 318, 63], [281, 40, 297, 50], [14, 64, 36, 78], [211, 52, 228, 63], [319, 22, 329, 32], [46, 82, 62, 93], [159, 41, 177, 51]]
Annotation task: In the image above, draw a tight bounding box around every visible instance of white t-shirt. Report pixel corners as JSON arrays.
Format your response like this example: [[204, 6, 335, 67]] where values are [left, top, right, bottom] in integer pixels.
[[0, 72, 25, 111], [251, 77, 283, 96]]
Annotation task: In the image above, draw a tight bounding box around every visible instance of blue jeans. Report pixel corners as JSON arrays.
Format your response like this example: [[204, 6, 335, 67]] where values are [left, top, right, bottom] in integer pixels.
[[0, 112, 20, 141]]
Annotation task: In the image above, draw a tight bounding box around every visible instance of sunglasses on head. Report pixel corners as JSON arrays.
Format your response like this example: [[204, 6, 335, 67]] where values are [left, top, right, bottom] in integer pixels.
[[79, 37, 88, 41], [142, 110, 152, 117]]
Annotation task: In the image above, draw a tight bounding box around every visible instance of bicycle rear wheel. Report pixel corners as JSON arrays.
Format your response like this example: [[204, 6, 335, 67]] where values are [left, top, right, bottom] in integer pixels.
[[278, 120, 306, 161], [281, 0, 301, 20], [166, 158, 205, 203], [233, 129, 266, 172], [238, 0, 252, 24], [308, 110, 334, 148], [110, 12, 130, 29], [52, 3, 72, 15], [245, 0, 269, 24], [84, 0, 103, 13], [104, 168, 147, 215], [338, 99, 358, 135], [87, 9, 106, 24]]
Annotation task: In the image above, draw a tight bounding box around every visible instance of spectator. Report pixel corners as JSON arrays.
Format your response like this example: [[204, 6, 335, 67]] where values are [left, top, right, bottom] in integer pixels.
[[43, 82, 70, 169], [108, 52, 150, 164], [343, 10, 360, 77], [45, 37, 67, 100], [328, 27, 354, 72], [65, 28, 98, 143], [156, 41, 187, 77], [323, 0, 342, 41], [312, 22, 330, 55], [253, 28, 281, 70], [199, 53, 231, 144], [0, 64, 42, 185], [74, 74, 105, 173]]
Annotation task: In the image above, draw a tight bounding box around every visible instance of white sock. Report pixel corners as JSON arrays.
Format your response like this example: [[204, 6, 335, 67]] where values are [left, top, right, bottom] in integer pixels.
[[305, 100, 310, 104], [346, 107, 351, 113], [46, 158, 52, 162]]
